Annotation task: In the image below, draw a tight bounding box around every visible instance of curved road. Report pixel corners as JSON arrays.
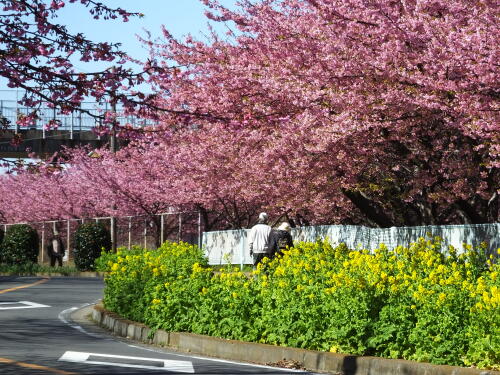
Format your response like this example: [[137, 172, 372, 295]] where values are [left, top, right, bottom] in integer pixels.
[[0, 276, 313, 375]]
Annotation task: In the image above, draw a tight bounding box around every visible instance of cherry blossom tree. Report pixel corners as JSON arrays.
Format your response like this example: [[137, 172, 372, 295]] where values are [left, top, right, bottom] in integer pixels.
[[141, 0, 499, 226], [1, 0, 498, 229]]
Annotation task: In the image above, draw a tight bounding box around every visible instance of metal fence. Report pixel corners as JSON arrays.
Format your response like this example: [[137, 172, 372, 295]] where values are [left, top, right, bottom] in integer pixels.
[[1, 216, 498, 267], [0, 89, 156, 134], [1, 212, 201, 265], [203, 223, 500, 267]]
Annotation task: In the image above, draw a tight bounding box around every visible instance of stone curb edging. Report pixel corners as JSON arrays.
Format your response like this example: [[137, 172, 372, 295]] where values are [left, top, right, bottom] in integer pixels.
[[0, 272, 105, 278], [91, 304, 499, 375]]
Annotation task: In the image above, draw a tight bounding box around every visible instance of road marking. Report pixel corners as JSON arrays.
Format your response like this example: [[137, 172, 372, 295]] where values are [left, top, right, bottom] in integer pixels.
[[0, 300, 50, 310], [58, 305, 111, 339], [58, 307, 78, 324], [0, 357, 76, 375], [59, 351, 195, 372], [0, 277, 49, 294]]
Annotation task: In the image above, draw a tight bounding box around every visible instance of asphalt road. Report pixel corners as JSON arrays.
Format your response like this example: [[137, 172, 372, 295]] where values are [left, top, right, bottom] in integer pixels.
[[0, 276, 314, 375]]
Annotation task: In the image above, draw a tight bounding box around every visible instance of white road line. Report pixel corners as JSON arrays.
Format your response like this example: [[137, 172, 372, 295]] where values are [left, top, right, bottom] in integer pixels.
[[59, 351, 195, 373], [58, 306, 108, 339], [58, 307, 77, 324], [0, 301, 50, 310], [59, 304, 311, 373]]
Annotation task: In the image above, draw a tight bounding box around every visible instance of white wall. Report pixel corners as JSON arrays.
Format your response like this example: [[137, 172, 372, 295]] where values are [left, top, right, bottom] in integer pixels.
[[203, 223, 500, 265]]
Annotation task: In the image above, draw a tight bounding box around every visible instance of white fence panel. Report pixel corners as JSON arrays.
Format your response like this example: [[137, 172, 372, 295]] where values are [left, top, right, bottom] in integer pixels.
[[203, 223, 499, 265], [202, 229, 250, 266]]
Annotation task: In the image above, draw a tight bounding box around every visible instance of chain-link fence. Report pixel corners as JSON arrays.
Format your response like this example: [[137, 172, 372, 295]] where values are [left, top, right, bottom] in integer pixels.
[[1, 212, 201, 265]]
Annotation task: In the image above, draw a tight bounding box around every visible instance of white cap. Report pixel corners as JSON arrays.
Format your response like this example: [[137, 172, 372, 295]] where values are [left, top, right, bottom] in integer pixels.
[[278, 222, 291, 232], [258, 212, 268, 222]]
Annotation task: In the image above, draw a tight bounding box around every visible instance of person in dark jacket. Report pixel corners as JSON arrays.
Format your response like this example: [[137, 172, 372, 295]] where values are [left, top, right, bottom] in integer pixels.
[[47, 229, 65, 267], [268, 222, 293, 258]]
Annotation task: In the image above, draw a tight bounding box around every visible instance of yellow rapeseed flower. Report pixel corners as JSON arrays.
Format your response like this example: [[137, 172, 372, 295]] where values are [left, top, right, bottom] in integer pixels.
[[278, 280, 288, 288], [438, 293, 446, 303]]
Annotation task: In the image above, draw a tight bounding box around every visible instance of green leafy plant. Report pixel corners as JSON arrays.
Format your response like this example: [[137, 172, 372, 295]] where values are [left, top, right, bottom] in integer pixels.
[[99, 239, 500, 370], [73, 222, 111, 271], [100, 241, 208, 324], [0, 263, 78, 275], [0, 224, 39, 265], [94, 245, 144, 272]]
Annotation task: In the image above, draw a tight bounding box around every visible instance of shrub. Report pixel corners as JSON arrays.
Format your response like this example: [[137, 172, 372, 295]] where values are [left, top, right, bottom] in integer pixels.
[[101, 241, 208, 323], [0, 263, 78, 275], [0, 224, 39, 265], [73, 222, 111, 271], [0, 226, 4, 245], [94, 245, 144, 272], [100, 238, 499, 370]]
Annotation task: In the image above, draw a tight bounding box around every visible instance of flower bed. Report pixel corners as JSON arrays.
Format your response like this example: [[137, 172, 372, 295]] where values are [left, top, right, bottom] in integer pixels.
[[98, 239, 499, 370]]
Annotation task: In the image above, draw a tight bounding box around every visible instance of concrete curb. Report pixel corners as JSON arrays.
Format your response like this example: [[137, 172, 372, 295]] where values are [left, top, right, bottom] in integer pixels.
[[91, 304, 499, 375]]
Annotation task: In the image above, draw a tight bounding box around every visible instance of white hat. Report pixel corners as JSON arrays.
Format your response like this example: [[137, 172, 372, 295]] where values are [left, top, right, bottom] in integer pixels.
[[278, 222, 291, 232], [258, 212, 268, 222]]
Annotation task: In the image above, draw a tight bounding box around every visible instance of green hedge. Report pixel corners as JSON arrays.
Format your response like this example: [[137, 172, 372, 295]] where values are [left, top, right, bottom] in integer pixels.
[[0, 263, 78, 275], [0, 224, 39, 265], [73, 222, 111, 271], [100, 241, 207, 323], [99, 239, 499, 370]]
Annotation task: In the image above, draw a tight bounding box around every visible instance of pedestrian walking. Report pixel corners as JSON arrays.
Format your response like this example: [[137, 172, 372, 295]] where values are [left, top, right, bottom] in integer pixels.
[[248, 212, 272, 267], [268, 222, 293, 258], [47, 227, 65, 267]]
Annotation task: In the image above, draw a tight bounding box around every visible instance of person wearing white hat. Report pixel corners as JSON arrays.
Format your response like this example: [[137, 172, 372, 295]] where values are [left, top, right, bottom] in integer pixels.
[[248, 212, 272, 266], [268, 222, 293, 258]]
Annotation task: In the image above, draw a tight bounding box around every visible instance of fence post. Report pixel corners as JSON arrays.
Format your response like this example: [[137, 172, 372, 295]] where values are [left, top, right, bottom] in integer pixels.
[[41, 223, 45, 264], [160, 214, 164, 245], [15, 89, 19, 134], [240, 229, 245, 270], [70, 112, 74, 140], [66, 220, 70, 262], [78, 110, 82, 134], [128, 217, 132, 250], [110, 216, 117, 253], [143, 218, 147, 249], [178, 213, 182, 242], [198, 210, 202, 249]]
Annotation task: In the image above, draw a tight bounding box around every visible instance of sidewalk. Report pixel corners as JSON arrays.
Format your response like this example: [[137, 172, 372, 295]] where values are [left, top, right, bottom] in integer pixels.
[[74, 303, 500, 375]]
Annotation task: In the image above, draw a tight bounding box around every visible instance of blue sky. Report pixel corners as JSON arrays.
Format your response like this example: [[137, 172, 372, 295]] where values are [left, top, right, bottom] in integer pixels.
[[55, 0, 238, 72], [0, 0, 238, 93], [0, 0, 238, 173]]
